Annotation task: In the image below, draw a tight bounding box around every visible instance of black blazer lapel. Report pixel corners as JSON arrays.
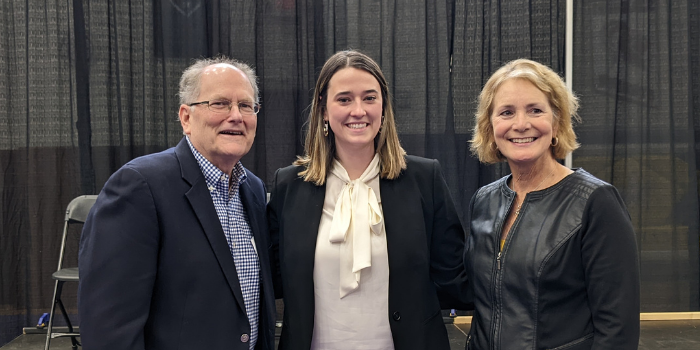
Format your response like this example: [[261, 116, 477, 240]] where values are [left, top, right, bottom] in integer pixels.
[[239, 179, 266, 259], [380, 177, 403, 248], [240, 177, 277, 333], [277, 178, 326, 350], [175, 139, 247, 313], [380, 174, 429, 275], [286, 180, 325, 282], [275, 179, 326, 349]]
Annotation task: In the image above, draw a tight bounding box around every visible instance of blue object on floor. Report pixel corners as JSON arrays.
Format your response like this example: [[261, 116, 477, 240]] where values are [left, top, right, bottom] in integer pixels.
[[36, 313, 49, 328]]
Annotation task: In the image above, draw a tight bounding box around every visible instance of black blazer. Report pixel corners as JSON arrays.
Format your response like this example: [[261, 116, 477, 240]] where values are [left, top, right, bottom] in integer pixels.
[[268, 155, 470, 350], [78, 137, 276, 350]]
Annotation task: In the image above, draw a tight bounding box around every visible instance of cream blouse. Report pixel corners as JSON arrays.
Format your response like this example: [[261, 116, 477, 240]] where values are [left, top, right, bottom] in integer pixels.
[[311, 154, 394, 350]]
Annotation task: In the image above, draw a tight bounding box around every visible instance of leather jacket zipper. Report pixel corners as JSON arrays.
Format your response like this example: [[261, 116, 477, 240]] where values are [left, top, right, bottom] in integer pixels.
[[492, 245, 504, 349], [492, 249, 503, 350], [491, 194, 517, 350]]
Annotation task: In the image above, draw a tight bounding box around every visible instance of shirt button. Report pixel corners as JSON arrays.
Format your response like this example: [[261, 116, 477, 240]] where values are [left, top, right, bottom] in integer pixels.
[[392, 311, 401, 321], [221, 174, 226, 180], [240, 334, 249, 342]]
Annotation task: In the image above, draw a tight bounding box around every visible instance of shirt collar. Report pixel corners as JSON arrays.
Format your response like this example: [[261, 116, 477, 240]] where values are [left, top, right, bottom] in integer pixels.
[[185, 136, 247, 190]]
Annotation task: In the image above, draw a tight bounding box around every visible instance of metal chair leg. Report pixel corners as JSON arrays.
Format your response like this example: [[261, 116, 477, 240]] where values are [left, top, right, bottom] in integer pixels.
[[56, 294, 80, 349], [46, 280, 80, 350], [44, 280, 61, 350]]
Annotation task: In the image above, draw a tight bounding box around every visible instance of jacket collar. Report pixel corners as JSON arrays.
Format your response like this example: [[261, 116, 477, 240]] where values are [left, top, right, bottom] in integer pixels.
[[174, 137, 248, 312]]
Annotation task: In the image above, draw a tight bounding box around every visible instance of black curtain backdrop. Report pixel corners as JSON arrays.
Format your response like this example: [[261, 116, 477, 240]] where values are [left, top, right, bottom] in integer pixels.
[[573, 0, 700, 312], [1, 0, 698, 345]]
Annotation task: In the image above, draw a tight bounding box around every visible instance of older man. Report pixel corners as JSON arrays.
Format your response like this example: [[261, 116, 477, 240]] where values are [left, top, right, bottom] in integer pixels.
[[78, 57, 275, 350]]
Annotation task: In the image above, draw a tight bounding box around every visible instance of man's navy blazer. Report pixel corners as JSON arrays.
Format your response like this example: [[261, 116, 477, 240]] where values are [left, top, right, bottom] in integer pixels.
[[78, 137, 276, 350]]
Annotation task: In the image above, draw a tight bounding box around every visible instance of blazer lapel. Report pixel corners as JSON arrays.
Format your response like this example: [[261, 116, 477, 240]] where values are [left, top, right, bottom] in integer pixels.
[[239, 179, 265, 257], [175, 139, 247, 312], [239, 178, 273, 293], [284, 179, 325, 310], [379, 178, 400, 248], [294, 181, 325, 268], [380, 175, 424, 267]]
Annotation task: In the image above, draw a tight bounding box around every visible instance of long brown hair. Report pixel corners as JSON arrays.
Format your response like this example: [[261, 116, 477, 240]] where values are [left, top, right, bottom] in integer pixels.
[[295, 50, 406, 185]]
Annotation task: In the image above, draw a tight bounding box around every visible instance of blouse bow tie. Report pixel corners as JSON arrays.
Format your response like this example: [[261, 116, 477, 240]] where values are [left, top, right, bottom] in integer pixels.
[[329, 155, 383, 298]]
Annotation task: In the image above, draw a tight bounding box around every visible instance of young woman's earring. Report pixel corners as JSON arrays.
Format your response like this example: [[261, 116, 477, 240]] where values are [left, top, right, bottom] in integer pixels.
[[323, 121, 329, 137]]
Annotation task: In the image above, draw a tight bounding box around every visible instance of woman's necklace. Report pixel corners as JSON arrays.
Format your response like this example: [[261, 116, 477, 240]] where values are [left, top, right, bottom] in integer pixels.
[[514, 170, 555, 216]]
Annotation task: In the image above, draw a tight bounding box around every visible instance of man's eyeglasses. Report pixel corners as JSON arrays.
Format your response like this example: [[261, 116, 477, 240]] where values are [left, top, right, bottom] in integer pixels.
[[188, 100, 260, 115]]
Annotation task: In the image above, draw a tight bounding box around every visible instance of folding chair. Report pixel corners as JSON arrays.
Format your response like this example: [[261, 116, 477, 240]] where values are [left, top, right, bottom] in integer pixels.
[[45, 195, 98, 350]]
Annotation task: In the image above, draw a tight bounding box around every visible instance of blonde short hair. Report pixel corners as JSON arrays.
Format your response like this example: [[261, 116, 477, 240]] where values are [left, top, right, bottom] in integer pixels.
[[294, 50, 406, 185], [470, 59, 580, 164]]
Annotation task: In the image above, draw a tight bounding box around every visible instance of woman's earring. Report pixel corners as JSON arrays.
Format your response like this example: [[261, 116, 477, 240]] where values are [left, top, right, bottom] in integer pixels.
[[551, 137, 559, 147], [379, 115, 385, 133], [323, 121, 329, 137]]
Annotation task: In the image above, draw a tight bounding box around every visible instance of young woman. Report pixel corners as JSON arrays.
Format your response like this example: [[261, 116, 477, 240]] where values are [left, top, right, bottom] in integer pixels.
[[268, 50, 470, 350]]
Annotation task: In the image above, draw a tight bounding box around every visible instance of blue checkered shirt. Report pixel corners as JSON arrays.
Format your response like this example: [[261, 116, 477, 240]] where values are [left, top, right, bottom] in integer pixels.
[[187, 137, 260, 349]]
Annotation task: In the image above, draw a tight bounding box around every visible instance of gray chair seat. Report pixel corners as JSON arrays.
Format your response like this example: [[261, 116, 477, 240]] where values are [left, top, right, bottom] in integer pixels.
[[52, 267, 79, 282]]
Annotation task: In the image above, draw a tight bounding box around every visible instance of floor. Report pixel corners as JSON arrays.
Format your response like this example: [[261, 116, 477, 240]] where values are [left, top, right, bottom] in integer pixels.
[[2, 320, 699, 349]]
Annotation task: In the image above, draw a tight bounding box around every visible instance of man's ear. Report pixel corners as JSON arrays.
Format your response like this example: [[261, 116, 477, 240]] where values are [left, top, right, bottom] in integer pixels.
[[179, 104, 192, 135]]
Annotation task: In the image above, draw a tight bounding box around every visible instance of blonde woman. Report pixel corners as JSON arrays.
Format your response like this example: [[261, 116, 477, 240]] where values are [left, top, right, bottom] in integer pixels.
[[465, 59, 640, 349]]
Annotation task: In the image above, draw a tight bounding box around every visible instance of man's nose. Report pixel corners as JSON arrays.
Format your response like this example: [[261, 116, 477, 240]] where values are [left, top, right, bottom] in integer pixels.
[[227, 104, 244, 121]]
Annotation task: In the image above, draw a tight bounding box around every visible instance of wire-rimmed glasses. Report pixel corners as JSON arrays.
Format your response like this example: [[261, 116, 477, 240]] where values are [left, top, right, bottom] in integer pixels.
[[188, 100, 260, 115]]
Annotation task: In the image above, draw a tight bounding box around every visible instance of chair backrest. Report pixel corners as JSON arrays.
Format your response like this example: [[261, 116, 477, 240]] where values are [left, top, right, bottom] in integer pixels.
[[56, 195, 98, 271], [65, 195, 98, 224]]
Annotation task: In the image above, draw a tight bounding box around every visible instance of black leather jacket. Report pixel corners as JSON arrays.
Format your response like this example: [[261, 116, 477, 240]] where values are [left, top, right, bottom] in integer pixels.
[[465, 169, 640, 350]]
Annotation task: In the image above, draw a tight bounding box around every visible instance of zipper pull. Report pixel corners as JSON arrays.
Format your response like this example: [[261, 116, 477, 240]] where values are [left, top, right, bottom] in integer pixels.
[[497, 251, 502, 270]]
